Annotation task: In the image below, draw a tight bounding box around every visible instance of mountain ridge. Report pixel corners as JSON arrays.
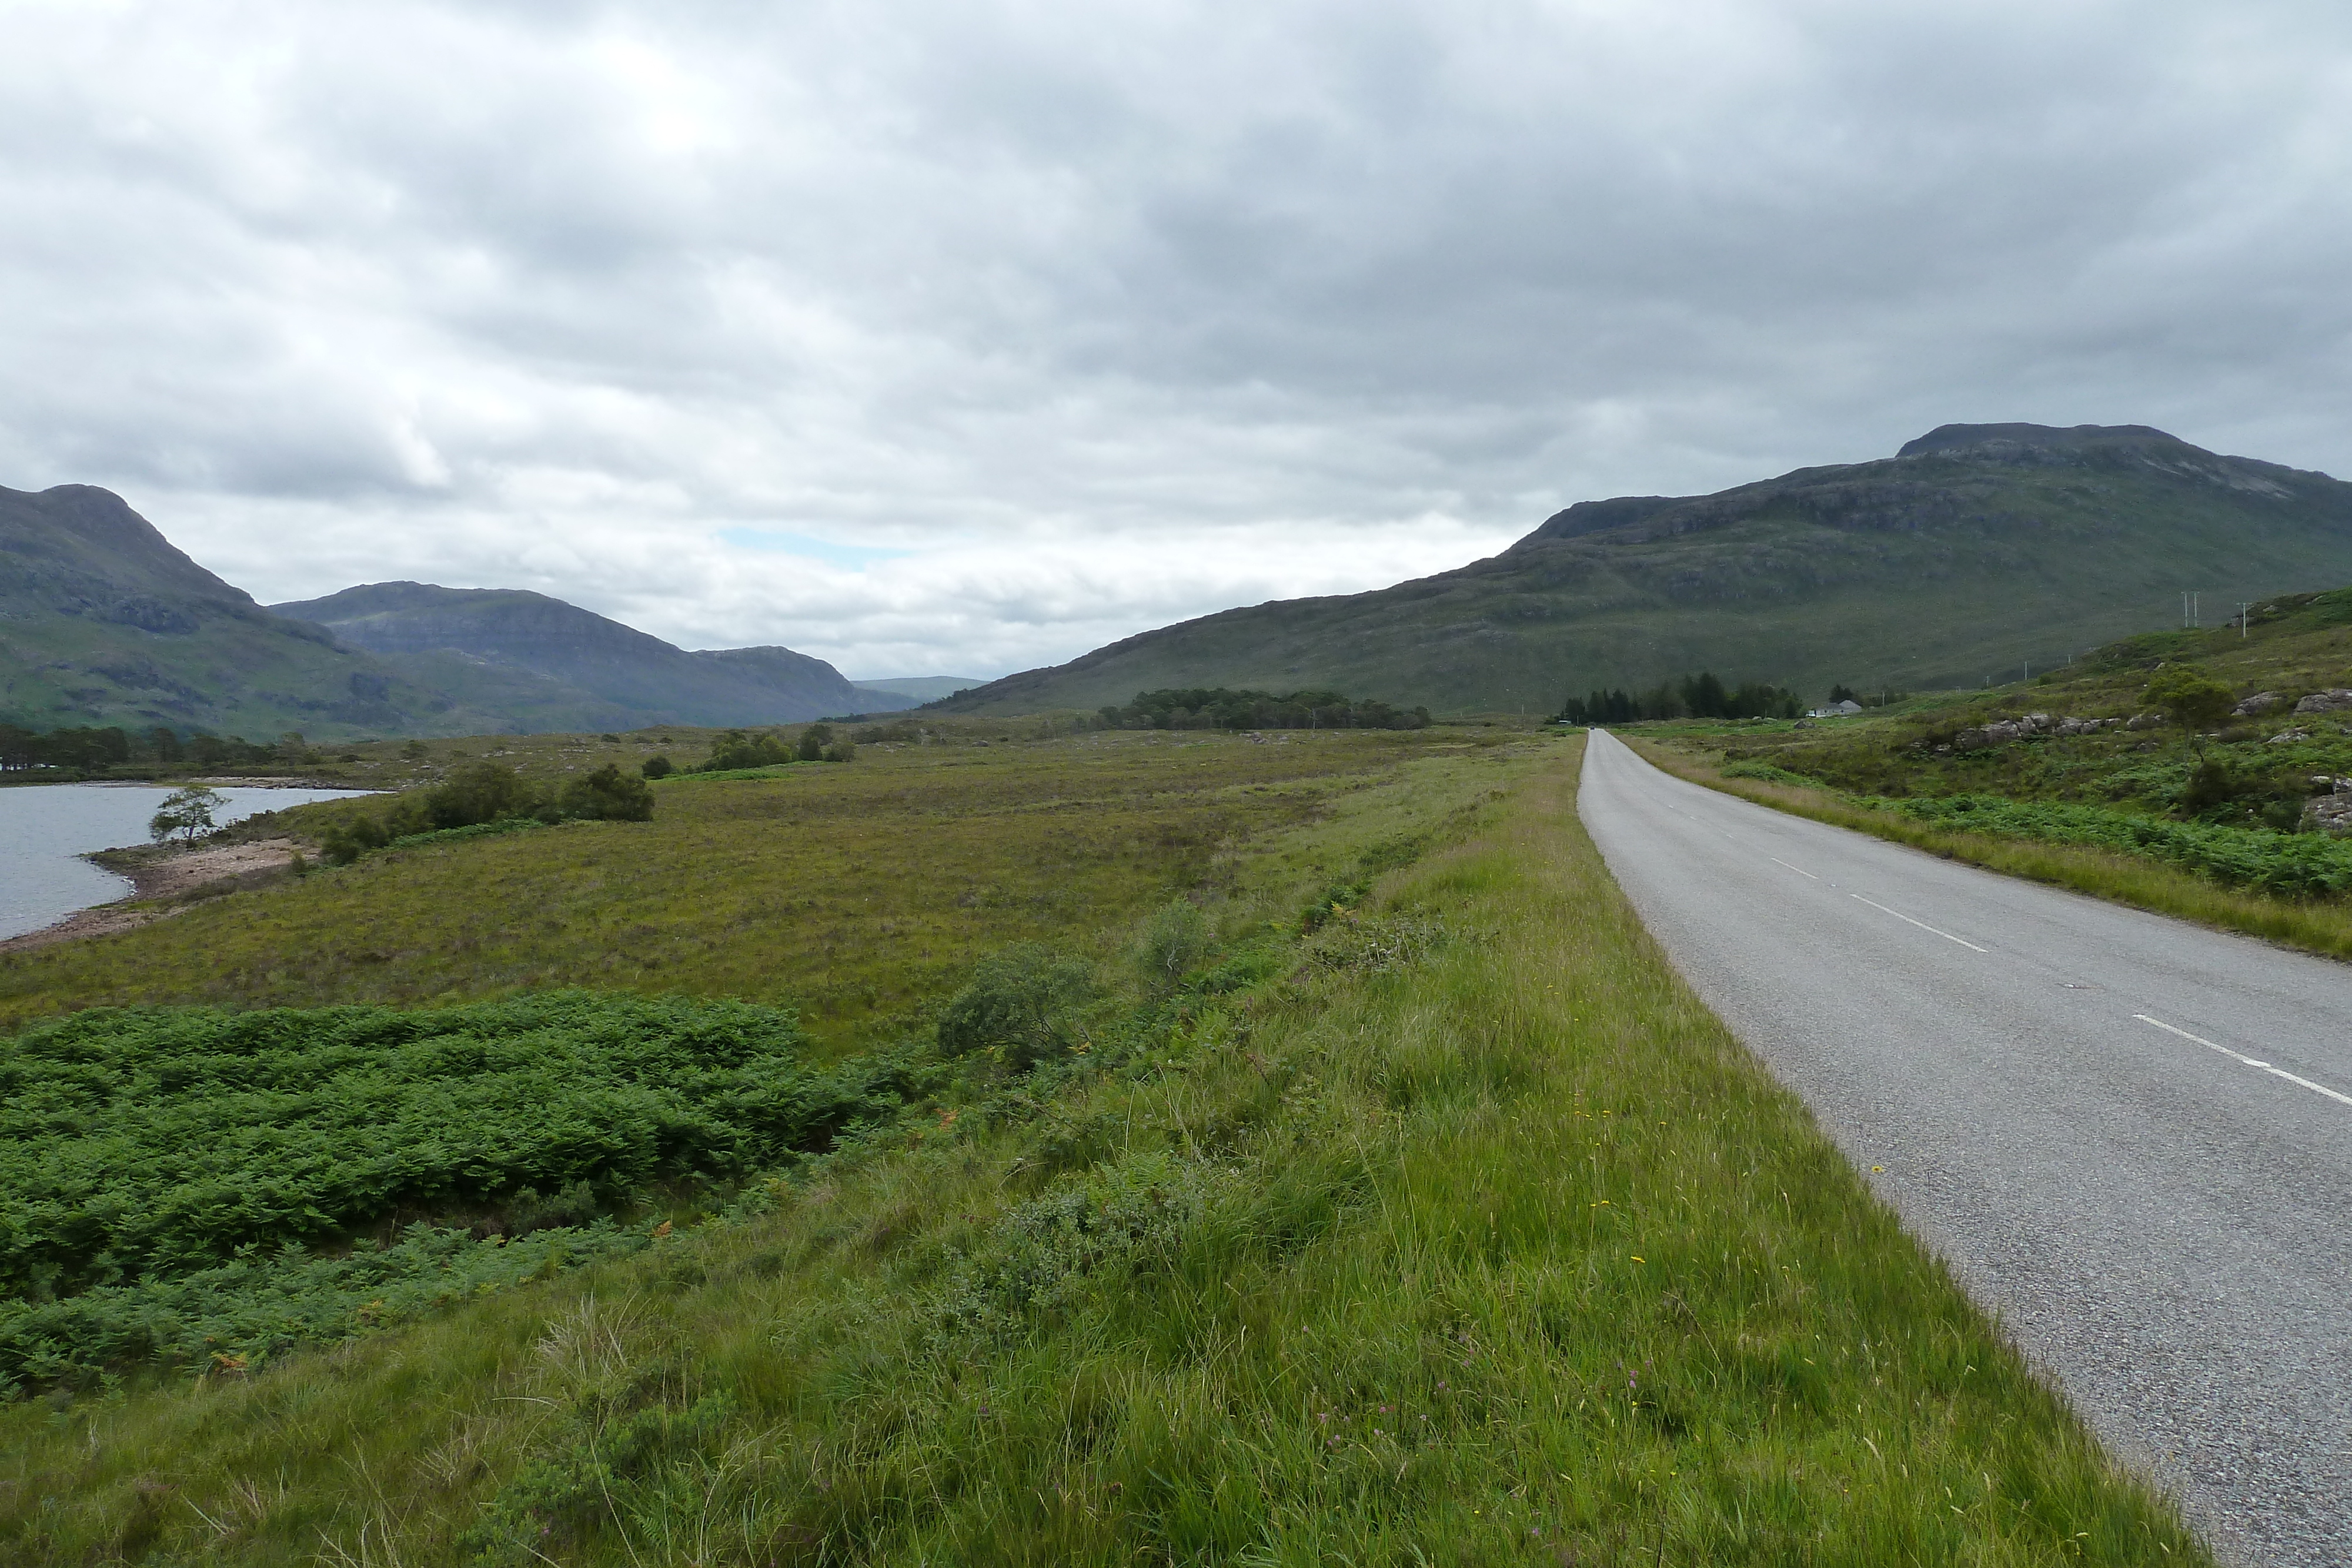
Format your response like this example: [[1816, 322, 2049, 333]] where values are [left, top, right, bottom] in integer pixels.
[[933, 423, 2352, 716], [270, 581, 912, 728], [0, 485, 911, 738]]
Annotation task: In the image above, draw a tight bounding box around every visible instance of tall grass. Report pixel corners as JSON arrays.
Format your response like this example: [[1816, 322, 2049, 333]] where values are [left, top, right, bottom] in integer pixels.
[[0, 729, 1456, 1049], [0, 737, 2206, 1564]]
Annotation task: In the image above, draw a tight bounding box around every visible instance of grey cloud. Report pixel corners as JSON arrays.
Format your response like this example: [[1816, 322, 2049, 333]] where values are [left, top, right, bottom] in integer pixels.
[[2, 1, 2349, 676]]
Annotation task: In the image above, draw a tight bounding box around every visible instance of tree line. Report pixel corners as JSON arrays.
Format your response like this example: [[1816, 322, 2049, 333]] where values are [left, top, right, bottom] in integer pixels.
[[683, 724, 857, 773], [1098, 688, 1432, 731], [1556, 673, 1804, 725], [318, 760, 653, 863], [0, 724, 302, 774]]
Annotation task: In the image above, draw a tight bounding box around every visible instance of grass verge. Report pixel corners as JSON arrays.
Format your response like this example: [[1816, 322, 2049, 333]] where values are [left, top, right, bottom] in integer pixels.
[[0, 737, 2206, 1565], [1629, 734, 2352, 961]]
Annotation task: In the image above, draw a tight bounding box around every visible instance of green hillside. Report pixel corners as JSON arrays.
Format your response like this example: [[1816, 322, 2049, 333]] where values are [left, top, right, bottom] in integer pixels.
[[938, 423, 2352, 717], [0, 487, 914, 740], [0, 485, 501, 741]]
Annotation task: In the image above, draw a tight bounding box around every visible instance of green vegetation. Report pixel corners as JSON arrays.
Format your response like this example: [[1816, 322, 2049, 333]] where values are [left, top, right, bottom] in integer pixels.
[[1098, 687, 1431, 730], [1871, 795, 2352, 895], [937, 423, 2352, 717], [0, 735, 2207, 1564], [0, 992, 925, 1387], [315, 760, 652, 864], [0, 728, 1469, 1048], [1623, 583, 2352, 955], [145, 785, 222, 846], [1558, 671, 1802, 724]]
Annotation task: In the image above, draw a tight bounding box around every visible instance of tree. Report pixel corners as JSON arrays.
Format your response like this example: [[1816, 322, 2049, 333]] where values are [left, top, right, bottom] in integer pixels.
[[2144, 668, 2234, 731], [149, 785, 226, 846], [641, 754, 674, 780], [796, 723, 835, 763]]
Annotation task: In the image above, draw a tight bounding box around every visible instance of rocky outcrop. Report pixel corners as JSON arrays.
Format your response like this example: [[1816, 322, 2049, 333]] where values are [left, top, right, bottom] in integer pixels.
[[2293, 689, 2352, 714], [2233, 691, 2284, 716], [1950, 713, 2126, 748], [2303, 778, 2352, 835]]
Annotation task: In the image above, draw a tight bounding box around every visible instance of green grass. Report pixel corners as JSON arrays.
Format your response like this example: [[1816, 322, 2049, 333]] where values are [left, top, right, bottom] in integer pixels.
[[0, 737, 2208, 1565], [1, 728, 1472, 1051]]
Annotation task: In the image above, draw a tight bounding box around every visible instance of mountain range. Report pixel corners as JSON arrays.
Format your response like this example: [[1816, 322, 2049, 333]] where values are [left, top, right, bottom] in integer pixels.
[[15, 422, 2352, 738], [935, 423, 2352, 715], [0, 484, 916, 739]]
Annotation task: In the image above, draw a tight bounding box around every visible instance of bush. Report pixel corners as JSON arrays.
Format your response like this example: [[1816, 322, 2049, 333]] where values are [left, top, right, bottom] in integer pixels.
[[1135, 898, 1212, 990], [936, 944, 1099, 1071], [426, 759, 549, 830], [559, 763, 654, 821], [641, 754, 674, 780], [796, 723, 834, 762]]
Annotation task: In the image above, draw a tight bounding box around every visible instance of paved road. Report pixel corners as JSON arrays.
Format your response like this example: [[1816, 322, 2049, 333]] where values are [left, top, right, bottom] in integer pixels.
[[1577, 730, 2352, 1568]]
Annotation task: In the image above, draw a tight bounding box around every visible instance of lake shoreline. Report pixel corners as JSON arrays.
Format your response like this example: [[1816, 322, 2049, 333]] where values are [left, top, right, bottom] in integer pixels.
[[0, 836, 308, 955]]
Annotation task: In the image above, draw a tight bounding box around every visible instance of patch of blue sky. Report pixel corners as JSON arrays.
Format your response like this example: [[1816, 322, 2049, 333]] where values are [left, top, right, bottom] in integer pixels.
[[718, 529, 913, 569]]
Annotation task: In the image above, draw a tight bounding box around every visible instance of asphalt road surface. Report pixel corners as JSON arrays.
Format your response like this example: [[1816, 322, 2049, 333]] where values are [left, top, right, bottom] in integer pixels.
[[1577, 729, 2352, 1568]]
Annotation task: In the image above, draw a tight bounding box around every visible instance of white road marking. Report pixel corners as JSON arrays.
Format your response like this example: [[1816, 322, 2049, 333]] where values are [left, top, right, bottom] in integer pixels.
[[1849, 894, 1989, 953], [1770, 858, 1819, 880], [2135, 1014, 2352, 1108]]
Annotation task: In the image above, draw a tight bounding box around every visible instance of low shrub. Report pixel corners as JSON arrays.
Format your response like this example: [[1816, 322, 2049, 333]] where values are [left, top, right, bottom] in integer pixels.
[[0, 992, 923, 1303], [1873, 794, 2352, 897], [935, 943, 1100, 1070]]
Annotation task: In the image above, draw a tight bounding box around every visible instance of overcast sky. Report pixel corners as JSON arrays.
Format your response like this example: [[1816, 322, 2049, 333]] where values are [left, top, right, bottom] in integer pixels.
[[5, 2, 2348, 678]]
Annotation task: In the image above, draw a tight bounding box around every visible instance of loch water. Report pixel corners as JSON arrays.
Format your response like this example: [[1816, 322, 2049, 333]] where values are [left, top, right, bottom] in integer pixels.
[[0, 784, 372, 942]]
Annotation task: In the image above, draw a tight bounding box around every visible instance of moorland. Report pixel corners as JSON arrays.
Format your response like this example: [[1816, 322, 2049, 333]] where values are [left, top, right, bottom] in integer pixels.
[[0, 719, 2206, 1565]]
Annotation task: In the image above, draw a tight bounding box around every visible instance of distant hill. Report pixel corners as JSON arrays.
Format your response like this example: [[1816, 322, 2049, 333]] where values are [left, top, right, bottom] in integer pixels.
[[933, 423, 2352, 716], [853, 675, 987, 703], [0, 484, 487, 739], [0, 483, 917, 740], [270, 583, 917, 729]]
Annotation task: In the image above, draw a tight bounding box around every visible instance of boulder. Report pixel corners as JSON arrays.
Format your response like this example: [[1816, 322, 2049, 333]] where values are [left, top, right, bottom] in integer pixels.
[[2304, 794, 2352, 835], [2269, 728, 2312, 745], [2125, 712, 2166, 730], [2234, 691, 2283, 716], [2293, 689, 2352, 715]]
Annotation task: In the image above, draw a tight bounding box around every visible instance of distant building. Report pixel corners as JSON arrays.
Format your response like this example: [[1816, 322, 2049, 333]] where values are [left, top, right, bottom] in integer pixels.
[[1807, 698, 1865, 718]]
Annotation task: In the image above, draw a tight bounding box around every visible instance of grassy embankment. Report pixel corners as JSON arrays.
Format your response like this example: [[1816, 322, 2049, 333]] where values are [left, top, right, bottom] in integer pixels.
[[1, 733, 2205, 1564], [1622, 586, 2352, 960]]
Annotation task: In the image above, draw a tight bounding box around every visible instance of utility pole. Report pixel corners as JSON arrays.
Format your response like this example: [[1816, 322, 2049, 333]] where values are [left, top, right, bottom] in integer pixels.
[[2239, 601, 2251, 638]]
